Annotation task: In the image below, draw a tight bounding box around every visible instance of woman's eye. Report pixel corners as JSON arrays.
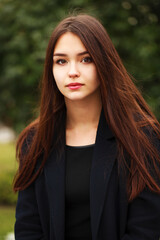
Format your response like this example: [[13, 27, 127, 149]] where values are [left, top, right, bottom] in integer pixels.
[[82, 56, 93, 63], [56, 59, 67, 65]]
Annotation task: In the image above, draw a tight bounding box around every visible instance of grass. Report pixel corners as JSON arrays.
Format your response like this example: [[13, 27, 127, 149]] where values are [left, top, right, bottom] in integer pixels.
[[0, 143, 17, 238], [0, 142, 17, 205], [0, 142, 17, 173], [0, 205, 15, 239]]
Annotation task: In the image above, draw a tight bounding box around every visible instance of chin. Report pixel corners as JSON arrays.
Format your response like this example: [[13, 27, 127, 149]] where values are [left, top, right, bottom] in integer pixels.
[[65, 95, 87, 102]]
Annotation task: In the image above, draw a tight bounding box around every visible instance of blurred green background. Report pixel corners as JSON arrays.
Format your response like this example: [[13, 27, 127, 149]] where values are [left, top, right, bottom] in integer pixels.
[[0, 0, 160, 238], [1, 0, 160, 133]]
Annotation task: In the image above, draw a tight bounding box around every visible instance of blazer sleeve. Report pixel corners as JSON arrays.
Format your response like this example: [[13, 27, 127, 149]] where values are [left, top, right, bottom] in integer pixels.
[[121, 134, 160, 240], [15, 182, 45, 240], [121, 188, 160, 240], [15, 129, 46, 239]]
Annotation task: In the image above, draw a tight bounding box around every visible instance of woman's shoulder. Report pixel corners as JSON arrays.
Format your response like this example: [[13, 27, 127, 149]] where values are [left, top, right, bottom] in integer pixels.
[[21, 128, 36, 154], [17, 119, 39, 164]]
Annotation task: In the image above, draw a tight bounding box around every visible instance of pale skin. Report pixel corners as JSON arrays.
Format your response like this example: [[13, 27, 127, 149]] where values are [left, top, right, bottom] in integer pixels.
[[52, 32, 102, 146]]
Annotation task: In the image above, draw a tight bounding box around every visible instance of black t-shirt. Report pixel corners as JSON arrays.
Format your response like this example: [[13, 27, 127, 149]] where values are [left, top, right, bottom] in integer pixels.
[[65, 144, 95, 240]]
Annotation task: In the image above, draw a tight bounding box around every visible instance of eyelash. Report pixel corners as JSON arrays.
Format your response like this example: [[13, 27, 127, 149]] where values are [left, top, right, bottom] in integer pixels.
[[56, 59, 66, 65], [55, 56, 93, 65], [81, 56, 93, 63]]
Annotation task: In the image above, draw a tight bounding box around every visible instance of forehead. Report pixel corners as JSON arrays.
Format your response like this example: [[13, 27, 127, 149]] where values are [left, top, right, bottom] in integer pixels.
[[53, 32, 87, 54]]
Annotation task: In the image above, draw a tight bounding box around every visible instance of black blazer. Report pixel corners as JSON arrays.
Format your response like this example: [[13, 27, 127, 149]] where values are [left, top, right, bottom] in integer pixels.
[[15, 110, 160, 240]]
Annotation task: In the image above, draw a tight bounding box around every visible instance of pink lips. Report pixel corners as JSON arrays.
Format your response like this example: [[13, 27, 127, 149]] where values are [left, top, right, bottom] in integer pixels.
[[67, 82, 84, 90]]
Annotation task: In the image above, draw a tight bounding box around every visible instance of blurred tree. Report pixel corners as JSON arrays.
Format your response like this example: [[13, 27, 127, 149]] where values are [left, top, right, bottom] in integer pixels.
[[0, 0, 159, 132], [0, 0, 61, 132], [95, 0, 160, 118]]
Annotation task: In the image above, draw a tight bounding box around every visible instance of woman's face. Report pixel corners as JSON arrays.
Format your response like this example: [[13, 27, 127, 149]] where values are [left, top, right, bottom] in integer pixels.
[[52, 32, 100, 103]]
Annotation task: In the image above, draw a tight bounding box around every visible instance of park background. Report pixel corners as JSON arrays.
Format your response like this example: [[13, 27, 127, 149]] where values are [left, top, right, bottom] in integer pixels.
[[0, 0, 160, 239]]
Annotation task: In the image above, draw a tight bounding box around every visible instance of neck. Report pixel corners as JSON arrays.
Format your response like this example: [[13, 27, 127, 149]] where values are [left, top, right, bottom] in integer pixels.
[[65, 94, 102, 130]]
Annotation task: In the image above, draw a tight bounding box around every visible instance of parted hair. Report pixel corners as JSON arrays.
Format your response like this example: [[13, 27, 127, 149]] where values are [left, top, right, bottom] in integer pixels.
[[13, 14, 160, 201]]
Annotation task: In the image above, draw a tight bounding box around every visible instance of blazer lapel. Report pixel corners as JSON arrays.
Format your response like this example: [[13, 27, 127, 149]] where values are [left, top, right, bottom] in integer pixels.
[[44, 147, 66, 240], [43, 109, 117, 240], [90, 110, 117, 240]]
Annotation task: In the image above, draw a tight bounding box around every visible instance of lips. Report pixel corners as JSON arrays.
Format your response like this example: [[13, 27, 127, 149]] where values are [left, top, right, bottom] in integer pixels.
[[67, 82, 83, 87], [66, 82, 84, 90]]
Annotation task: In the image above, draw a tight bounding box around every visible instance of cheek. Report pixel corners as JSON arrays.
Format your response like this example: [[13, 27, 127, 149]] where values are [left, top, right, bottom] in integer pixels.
[[93, 68, 99, 82], [53, 67, 64, 87], [86, 66, 99, 85]]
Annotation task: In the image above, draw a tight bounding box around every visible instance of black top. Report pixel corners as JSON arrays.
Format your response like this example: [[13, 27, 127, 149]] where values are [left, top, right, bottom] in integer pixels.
[[65, 144, 94, 240]]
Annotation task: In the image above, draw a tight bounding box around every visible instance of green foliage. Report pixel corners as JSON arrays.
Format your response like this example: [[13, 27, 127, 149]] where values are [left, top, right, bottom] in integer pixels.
[[0, 0, 160, 132], [0, 171, 17, 205], [0, 143, 17, 172], [92, 0, 160, 119]]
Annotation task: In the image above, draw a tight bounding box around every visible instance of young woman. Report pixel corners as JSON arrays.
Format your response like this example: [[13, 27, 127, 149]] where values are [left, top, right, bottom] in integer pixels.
[[14, 14, 160, 240]]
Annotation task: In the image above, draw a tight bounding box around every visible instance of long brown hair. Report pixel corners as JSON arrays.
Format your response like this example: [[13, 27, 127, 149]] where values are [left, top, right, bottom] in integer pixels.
[[13, 14, 160, 201]]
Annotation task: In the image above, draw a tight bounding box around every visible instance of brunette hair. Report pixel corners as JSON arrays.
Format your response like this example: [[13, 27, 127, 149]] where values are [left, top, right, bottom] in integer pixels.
[[13, 14, 160, 201]]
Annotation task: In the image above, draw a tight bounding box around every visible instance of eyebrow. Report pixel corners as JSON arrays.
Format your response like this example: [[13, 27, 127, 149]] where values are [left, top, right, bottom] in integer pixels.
[[53, 51, 89, 57]]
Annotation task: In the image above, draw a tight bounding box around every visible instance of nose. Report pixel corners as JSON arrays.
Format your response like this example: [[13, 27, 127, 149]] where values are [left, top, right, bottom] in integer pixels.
[[68, 62, 80, 78]]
